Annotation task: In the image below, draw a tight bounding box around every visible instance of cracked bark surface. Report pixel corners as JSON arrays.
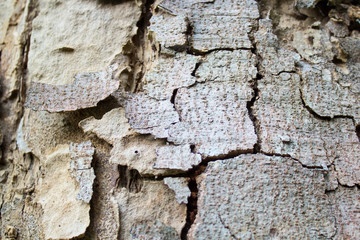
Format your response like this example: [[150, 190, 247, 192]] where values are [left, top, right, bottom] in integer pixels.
[[189, 154, 336, 240], [0, 0, 359, 239]]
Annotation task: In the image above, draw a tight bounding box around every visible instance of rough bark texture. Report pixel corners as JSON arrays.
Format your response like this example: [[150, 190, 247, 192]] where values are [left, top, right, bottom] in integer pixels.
[[0, 0, 359, 239]]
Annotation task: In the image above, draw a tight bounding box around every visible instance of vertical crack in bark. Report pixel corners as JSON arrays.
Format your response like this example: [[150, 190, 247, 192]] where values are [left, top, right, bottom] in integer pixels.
[[180, 149, 254, 239], [191, 62, 201, 77], [356, 125, 360, 143], [129, 0, 155, 93], [247, 24, 261, 154], [246, 72, 261, 153], [170, 89, 178, 105], [180, 3, 263, 237], [0, 0, 38, 168], [20, 0, 38, 112], [180, 162, 206, 240]]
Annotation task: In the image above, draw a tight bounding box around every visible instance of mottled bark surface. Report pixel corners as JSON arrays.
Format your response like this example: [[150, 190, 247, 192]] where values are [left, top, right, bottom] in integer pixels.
[[0, 0, 359, 239]]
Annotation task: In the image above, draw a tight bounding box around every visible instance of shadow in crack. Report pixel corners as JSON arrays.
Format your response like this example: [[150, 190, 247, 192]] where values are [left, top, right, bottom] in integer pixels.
[[96, 0, 133, 5]]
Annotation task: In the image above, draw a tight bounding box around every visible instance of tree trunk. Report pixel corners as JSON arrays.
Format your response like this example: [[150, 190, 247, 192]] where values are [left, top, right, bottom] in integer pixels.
[[0, 0, 359, 239]]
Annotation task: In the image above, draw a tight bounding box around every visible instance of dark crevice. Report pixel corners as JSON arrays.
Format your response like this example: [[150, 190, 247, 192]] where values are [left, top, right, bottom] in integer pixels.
[[181, 149, 253, 239], [129, 0, 155, 92], [246, 72, 261, 154], [260, 151, 327, 170], [185, 17, 193, 51], [356, 125, 360, 142], [324, 188, 337, 194], [77, 95, 122, 120], [0, 0, 38, 167], [97, 0, 132, 5], [191, 62, 201, 77], [116, 165, 143, 193], [140, 172, 189, 180], [187, 47, 252, 56], [247, 24, 262, 154], [202, 149, 253, 162], [19, 0, 39, 106], [170, 88, 178, 104], [20, 34, 31, 106], [273, 70, 296, 76], [315, 0, 333, 18], [247, 15, 263, 154], [181, 160, 206, 240], [349, 15, 360, 32], [299, 88, 355, 121], [332, 56, 346, 65]]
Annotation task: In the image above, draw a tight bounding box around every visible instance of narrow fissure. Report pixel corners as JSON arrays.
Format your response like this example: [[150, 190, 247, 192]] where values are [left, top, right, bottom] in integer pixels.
[[299, 88, 355, 121], [202, 149, 253, 162], [20, 35, 31, 106], [187, 47, 250, 56], [260, 151, 327, 170], [191, 62, 201, 77], [181, 149, 254, 239], [180, 4, 265, 238], [129, 0, 156, 92], [246, 73, 261, 154], [20, 0, 39, 106], [356, 125, 360, 143], [299, 89, 333, 121], [181, 161, 206, 240], [170, 89, 178, 104]]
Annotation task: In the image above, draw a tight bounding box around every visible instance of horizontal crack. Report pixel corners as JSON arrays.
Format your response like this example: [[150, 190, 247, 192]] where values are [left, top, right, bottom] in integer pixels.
[[260, 151, 327, 170], [187, 47, 252, 56], [299, 88, 355, 121]]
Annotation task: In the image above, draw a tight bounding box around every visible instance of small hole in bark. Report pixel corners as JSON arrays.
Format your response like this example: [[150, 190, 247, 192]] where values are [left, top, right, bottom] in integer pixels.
[[190, 145, 196, 153], [269, 228, 278, 236], [308, 36, 314, 45], [332, 56, 345, 64]]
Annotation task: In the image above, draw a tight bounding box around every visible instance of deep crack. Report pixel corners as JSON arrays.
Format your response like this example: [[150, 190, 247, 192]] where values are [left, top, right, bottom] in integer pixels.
[[260, 151, 327, 170], [180, 149, 254, 239], [170, 89, 178, 104], [299, 88, 355, 122], [180, 160, 206, 240], [246, 73, 261, 154], [129, 0, 156, 92]]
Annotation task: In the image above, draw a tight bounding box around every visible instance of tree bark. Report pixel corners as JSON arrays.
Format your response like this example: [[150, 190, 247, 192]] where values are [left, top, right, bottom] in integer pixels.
[[0, 0, 359, 239]]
